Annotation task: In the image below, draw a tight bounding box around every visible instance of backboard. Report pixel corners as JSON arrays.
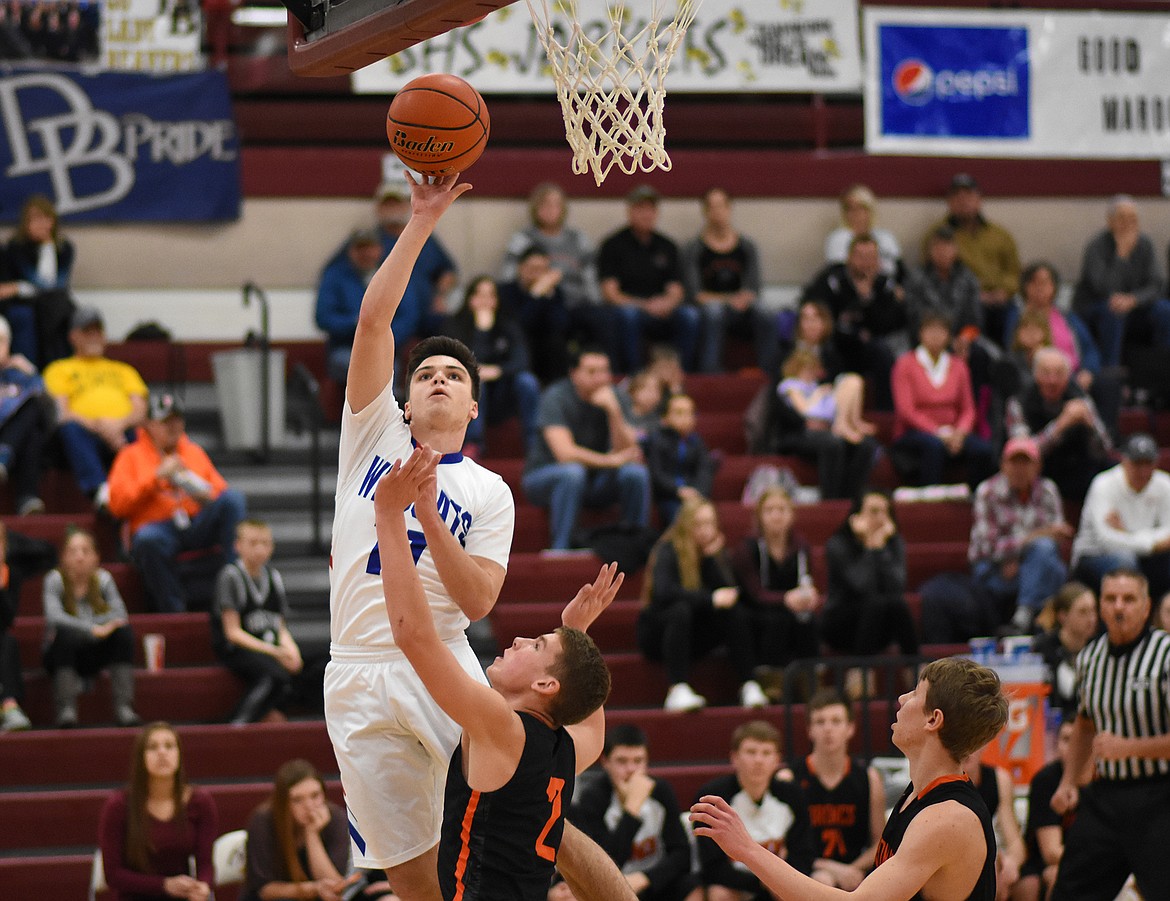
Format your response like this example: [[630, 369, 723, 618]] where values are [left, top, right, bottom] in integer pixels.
[[283, 0, 514, 77]]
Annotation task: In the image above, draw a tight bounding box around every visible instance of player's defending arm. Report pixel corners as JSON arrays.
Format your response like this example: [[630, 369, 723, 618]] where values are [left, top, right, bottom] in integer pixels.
[[348, 174, 472, 414], [692, 794, 979, 900], [374, 447, 518, 753], [560, 562, 624, 771]]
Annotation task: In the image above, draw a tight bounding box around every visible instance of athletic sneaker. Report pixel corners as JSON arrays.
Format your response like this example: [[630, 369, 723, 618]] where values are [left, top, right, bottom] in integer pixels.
[[664, 682, 706, 712], [739, 680, 769, 708]]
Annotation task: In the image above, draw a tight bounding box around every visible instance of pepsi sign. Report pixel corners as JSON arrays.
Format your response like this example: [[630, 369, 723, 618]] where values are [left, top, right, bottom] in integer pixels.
[[879, 25, 1030, 139]]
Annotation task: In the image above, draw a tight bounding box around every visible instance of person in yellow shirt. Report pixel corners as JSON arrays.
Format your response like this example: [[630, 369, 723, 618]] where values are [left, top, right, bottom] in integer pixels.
[[42, 307, 147, 503]]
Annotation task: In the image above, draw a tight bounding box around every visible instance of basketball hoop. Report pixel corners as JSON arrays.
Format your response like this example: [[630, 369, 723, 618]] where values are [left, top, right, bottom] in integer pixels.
[[524, 0, 701, 186]]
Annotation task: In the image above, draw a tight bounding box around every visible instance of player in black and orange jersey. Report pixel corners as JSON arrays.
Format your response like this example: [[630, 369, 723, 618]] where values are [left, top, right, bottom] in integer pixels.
[[791, 689, 886, 891], [692, 657, 1007, 901], [373, 447, 634, 901]]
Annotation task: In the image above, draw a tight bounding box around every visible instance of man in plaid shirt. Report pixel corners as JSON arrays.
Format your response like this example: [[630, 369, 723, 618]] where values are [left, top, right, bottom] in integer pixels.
[[970, 436, 1073, 633]]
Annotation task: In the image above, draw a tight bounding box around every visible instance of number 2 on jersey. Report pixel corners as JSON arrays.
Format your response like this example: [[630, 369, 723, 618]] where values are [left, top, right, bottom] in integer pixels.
[[535, 777, 566, 861]]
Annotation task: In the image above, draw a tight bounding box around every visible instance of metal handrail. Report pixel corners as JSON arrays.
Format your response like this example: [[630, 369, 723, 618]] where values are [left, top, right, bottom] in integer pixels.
[[241, 282, 272, 463], [289, 362, 327, 556]]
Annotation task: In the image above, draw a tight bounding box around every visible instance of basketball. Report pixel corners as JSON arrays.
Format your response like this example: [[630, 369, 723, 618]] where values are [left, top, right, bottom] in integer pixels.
[[386, 73, 490, 176]]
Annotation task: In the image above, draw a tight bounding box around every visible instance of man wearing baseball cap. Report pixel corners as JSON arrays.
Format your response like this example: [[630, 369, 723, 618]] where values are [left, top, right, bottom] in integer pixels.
[[969, 436, 1072, 634], [106, 393, 247, 613], [1072, 433, 1170, 599]]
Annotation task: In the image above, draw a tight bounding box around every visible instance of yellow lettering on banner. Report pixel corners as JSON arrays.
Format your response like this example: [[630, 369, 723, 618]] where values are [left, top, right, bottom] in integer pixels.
[[107, 18, 155, 41], [105, 0, 130, 9]]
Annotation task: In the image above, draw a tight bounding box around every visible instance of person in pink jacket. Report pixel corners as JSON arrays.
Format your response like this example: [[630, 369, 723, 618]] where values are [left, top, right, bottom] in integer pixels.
[[891, 312, 995, 490]]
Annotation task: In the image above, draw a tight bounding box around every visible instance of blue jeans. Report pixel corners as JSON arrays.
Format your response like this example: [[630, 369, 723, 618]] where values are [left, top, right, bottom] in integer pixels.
[[973, 537, 1068, 618], [57, 422, 117, 494], [611, 303, 702, 373], [893, 428, 995, 489], [1093, 297, 1170, 366], [697, 303, 781, 377], [521, 462, 650, 551], [130, 488, 247, 612]]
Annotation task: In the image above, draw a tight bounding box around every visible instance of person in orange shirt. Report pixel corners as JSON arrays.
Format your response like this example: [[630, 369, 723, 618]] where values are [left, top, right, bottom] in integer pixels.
[[107, 393, 246, 613]]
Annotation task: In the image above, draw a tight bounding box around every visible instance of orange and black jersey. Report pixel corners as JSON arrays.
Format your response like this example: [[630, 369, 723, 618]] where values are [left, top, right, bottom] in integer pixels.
[[792, 755, 871, 865], [873, 775, 995, 901], [438, 712, 575, 901]]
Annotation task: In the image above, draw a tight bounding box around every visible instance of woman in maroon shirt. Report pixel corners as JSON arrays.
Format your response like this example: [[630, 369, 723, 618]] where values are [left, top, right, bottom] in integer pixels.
[[98, 722, 218, 900]]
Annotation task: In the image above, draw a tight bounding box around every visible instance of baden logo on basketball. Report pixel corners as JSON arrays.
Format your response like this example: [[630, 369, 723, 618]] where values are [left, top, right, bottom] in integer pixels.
[[391, 131, 456, 156], [892, 59, 934, 106]]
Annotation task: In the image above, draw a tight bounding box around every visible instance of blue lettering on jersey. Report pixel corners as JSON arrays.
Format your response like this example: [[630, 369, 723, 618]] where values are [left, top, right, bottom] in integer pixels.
[[358, 455, 395, 499]]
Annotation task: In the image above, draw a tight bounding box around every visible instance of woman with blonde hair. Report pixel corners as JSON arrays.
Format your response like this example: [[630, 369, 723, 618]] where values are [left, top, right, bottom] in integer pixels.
[[42, 527, 140, 727], [732, 487, 820, 678], [243, 759, 354, 901], [1032, 582, 1098, 718], [823, 184, 902, 278], [636, 495, 765, 712], [98, 721, 218, 900]]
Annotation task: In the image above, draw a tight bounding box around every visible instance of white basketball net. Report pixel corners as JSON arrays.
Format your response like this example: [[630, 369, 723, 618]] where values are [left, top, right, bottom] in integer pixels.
[[524, 0, 700, 186]]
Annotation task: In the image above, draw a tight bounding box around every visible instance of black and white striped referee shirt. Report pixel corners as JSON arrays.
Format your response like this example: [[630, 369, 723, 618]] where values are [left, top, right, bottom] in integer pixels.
[[1075, 627, 1170, 781]]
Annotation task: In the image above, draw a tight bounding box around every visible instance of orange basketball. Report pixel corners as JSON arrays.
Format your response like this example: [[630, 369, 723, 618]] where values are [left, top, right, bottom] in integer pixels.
[[386, 73, 490, 176]]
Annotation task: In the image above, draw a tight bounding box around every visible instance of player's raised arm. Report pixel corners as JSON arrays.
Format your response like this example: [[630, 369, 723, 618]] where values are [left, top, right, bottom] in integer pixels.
[[348, 174, 472, 414], [373, 446, 511, 736]]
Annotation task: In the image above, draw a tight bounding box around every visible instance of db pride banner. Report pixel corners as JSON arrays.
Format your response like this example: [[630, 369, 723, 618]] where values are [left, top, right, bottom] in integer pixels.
[[0, 68, 239, 221], [353, 0, 863, 94], [864, 7, 1170, 159]]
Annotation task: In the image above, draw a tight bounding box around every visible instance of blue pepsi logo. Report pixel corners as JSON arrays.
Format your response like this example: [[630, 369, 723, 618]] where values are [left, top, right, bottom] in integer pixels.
[[893, 59, 934, 106]]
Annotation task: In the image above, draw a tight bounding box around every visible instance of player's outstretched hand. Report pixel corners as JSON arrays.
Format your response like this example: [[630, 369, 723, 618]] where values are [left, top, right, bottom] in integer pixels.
[[561, 561, 624, 633], [374, 445, 441, 516], [691, 795, 757, 862], [405, 171, 472, 220]]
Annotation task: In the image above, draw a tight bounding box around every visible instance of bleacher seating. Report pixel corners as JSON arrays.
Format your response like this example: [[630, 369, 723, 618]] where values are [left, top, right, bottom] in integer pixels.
[[3, 360, 1169, 901]]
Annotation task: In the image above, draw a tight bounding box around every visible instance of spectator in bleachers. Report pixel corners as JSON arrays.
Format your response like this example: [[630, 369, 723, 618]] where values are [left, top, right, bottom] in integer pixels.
[[969, 437, 1072, 636], [824, 184, 902, 280], [638, 496, 767, 712], [497, 245, 573, 385], [801, 233, 906, 409], [243, 758, 355, 901], [890, 312, 995, 490], [622, 368, 666, 444], [925, 173, 1021, 348], [1032, 582, 1098, 720], [791, 690, 886, 890], [732, 486, 820, 697], [1004, 347, 1112, 504], [1004, 262, 1120, 440], [0, 194, 76, 365], [767, 349, 876, 501], [904, 225, 982, 341], [43, 306, 147, 505], [315, 228, 385, 384], [42, 527, 140, 727], [98, 721, 219, 901], [645, 393, 715, 526], [0, 315, 48, 515], [774, 298, 846, 391], [108, 393, 247, 613], [694, 720, 814, 898], [822, 490, 918, 665], [522, 346, 650, 551], [440, 275, 541, 458], [681, 187, 779, 376], [597, 185, 700, 373], [569, 723, 701, 901], [1071, 194, 1170, 368], [372, 180, 457, 323], [501, 182, 599, 310], [1071, 433, 1170, 601], [0, 522, 30, 731], [1015, 719, 1077, 901], [213, 519, 324, 726], [958, 749, 1026, 901]]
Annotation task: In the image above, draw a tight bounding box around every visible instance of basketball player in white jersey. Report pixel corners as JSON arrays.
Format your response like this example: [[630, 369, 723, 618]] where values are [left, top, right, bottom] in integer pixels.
[[325, 173, 634, 901]]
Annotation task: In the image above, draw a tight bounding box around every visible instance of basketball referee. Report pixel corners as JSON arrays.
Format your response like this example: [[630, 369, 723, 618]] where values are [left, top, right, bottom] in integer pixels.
[[1050, 567, 1170, 899]]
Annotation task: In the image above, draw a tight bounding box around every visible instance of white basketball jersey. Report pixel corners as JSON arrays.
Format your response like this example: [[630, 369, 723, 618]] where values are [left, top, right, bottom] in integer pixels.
[[329, 381, 515, 648]]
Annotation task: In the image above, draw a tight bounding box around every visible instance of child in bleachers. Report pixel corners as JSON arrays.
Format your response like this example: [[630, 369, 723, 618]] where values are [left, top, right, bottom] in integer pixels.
[[644, 393, 715, 525], [212, 519, 325, 726], [778, 348, 874, 444], [624, 369, 665, 444]]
